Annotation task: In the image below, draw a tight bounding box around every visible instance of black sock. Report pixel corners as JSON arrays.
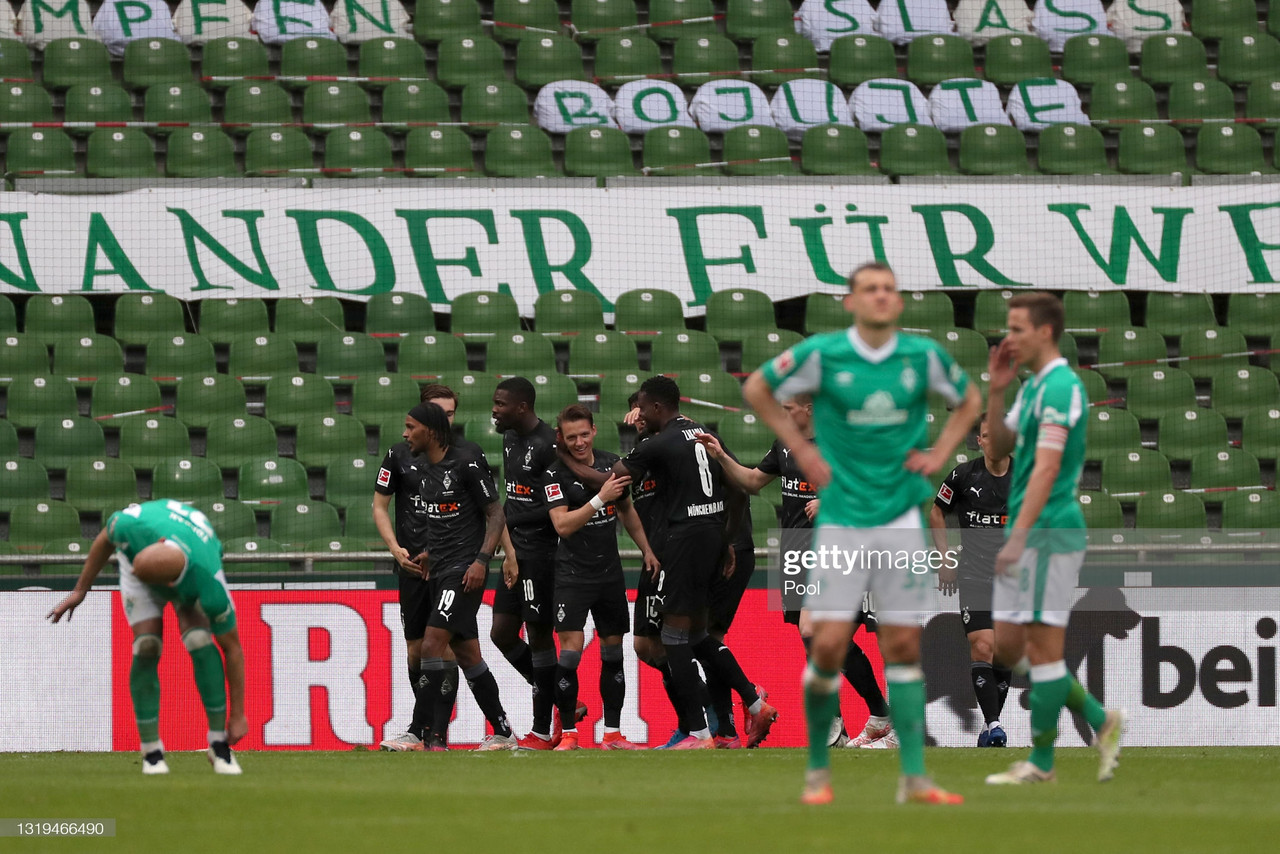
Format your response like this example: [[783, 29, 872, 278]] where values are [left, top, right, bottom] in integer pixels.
[[407, 661, 425, 738], [554, 665, 579, 730], [703, 667, 735, 737], [600, 659, 625, 729], [662, 642, 708, 733], [993, 665, 1013, 718], [432, 663, 459, 743], [844, 640, 889, 717], [531, 649, 558, 737], [501, 640, 535, 684], [464, 662, 512, 738], [651, 659, 691, 732], [971, 662, 1003, 725], [413, 657, 444, 739], [692, 635, 759, 709]]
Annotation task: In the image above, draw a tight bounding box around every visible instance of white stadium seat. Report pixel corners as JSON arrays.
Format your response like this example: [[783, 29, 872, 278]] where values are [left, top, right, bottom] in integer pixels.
[[174, 0, 254, 45], [534, 80, 618, 133], [17, 0, 96, 48], [330, 0, 411, 43], [850, 77, 932, 130], [1108, 0, 1185, 53], [928, 78, 1010, 132], [795, 0, 877, 52], [613, 79, 697, 134], [876, 0, 954, 45], [1031, 0, 1106, 52], [770, 79, 855, 141], [251, 0, 334, 44], [689, 80, 775, 132], [93, 0, 177, 57], [1007, 78, 1088, 130], [953, 0, 1032, 45]]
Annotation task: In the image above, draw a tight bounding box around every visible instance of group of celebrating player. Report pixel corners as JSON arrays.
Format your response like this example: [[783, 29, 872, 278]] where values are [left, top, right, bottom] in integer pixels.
[[47, 261, 1123, 804]]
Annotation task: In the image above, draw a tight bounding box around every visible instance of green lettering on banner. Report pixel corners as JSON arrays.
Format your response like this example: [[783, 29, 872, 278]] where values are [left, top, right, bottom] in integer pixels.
[[554, 92, 608, 127], [510, 209, 613, 310], [912, 204, 1029, 286], [114, 0, 153, 37], [168, 208, 278, 291], [1220, 202, 1280, 284], [822, 0, 860, 33], [395, 209, 498, 303], [1049, 203, 1191, 284], [632, 87, 678, 124], [1044, 0, 1096, 32], [286, 210, 395, 294], [714, 86, 754, 123], [191, 0, 231, 32], [81, 213, 152, 291], [274, 0, 319, 35], [976, 0, 1012, 31], [667, 206, 767, 306], [31, 0, 87, 35], [0, 213, 39, 292], [868, 81, 917, 124], [342, 0, 396, 34], [938, 79, 984, 122], [1127, 0, 1172, 32], [790, 204, 889, 284]]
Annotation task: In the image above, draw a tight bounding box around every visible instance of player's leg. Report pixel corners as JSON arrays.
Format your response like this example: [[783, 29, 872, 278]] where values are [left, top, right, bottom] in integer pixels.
[[702, 547, 775, 747], [129, 615, 167, 774], [552, 586, 588, 750], [521, 561, 559, 742], [960, 574, 1008, 746], [490, 583, 534, 683], [636, 572, 690, 746], [656, 529, 719, 747], [595, 582, 639, 749], [804, 615, 856, 798], [444, 583, 517, 750], [838, 612, 892, 747], [383, 573, 432, 750], [175, 601, 241, 775], [791, 611, 845, 746]]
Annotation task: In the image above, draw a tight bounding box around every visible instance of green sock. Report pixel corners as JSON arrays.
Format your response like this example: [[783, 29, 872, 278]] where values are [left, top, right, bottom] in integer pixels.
[[804, 664, 841, 772], [1029, 671, 1072, 772], [188, 641, 228, 731], [1065, 676, 1108, 732], [130, 644, 161, 744], [885, 665, 927, 777]]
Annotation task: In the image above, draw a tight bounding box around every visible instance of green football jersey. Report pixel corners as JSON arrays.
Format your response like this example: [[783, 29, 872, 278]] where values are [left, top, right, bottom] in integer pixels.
[[107, 499, 229, 610], [761, 329, 969, 527], [1004, 357, 1087, 549]]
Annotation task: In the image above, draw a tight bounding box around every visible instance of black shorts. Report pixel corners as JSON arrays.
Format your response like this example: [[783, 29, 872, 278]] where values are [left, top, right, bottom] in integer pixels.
[[555, 577, 630, 637], [398, 570, 433, 641], [656, 524, 723, 618], [493, 555, 556, 626], [709, 543, 755, 633], [425, 570, 484, 640], [634, 568, 663, 637], [958, 572, 995, 634]]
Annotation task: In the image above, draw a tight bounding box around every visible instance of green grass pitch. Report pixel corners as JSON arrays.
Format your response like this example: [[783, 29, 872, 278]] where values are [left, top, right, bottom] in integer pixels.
[[3, 749, 1278, 854]]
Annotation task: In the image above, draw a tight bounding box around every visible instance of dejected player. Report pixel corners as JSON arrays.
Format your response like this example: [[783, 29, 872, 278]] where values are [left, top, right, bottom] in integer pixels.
[[48, 499, 246, 775]]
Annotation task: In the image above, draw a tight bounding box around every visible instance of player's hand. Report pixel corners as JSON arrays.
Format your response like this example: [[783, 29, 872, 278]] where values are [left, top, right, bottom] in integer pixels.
[[797, 609, 812, 638], [988, 338, 1018, 392], [793, 444, 831, 490], [694, 432, 726, 459], [227, 711, 249, 746], [462, 561, 487, 593], [937, 562, 958, 595], [722, 544, 737, 579], [390, 546, 419, 574], [406, 552, 428, 579], [47, 589, 88, 623], [622, 407, 642, 426], [642, 549, 660, 579], [502, 553, 518, 589], [904, 448, 947, 477], [994, 530, 1027, 578], [804, 498, 820, 522], [597, 472, 631, 504]]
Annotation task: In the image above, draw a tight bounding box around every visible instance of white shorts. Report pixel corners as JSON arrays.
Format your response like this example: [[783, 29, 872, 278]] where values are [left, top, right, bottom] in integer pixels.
[[805, 508, 936, 627], [992, 547, 1085, 628], [118, 555, 231, 628]]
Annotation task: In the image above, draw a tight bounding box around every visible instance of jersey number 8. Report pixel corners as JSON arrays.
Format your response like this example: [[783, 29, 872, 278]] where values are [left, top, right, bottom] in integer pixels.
[[693, 442, 714, 498]]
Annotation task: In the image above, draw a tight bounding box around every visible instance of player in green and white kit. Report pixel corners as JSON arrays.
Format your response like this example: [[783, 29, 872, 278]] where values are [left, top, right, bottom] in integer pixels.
[[744, 263, 981, 805], [48, 500, 247, 776], [982, 292, 1125, 786]]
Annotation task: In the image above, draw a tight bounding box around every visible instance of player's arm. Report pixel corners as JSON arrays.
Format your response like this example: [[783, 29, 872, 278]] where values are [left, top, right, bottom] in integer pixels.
[[720, 478, 748, 579], [995, 443, 1062, 578], [694, 432, 774, 494], [465, 497, 505, 593], [372, 492, 418, 574], [743, 370, 830, 488], [548, 473, 631, 538], [618, 496, 660, 578], [498, 526, 518, 589], [214, 626, 248, 744], [47, 527, 117, 622], [927, 503, 950, 554], [984, 339, 1019, 459], [556, 442, 613, 489], [908, 382, 982, 476]]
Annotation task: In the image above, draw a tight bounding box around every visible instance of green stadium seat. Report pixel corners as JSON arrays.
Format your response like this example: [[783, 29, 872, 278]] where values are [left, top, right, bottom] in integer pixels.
[[958, 124, 1028, 176], [642, 126, 718, 175], [451, 290, 521, 337], [358, 37, 427, 86], [146, 334, 216, 386], [86, 129, 156, 178], [33, 415, 105, 471], [1125, 367, 1196, 421], [677, 371, 744, 425], [315, 332, 386, 380], [484, 125, 559, 176], [593, 33, 662, 84], [1245, 80, 1280, 132], [1145, 293, 1217, 339], [6, 375, 77, 429], [492, 0, 560, 44], [8, 500, 80, 550], [804, 292, 848, 334], [897, 291, 954, 333], [1135, 491, 1207, 529], [436, 35, 506, 90], [226, 333, 298, 380], [800, 124, 876, 175], [272, 499, 343, 548], [264, 374, 336, 428], [1241, 405, 1280, 459], [906, 35, 975, 87], [672, 34, 741, 84], [365, 293, 435, 337], [1211, 367, 1280, 420], [723, 125, 797, 176], [446, 376, 498, 427], [324, 455, 377, 510], [983, 34, 1053, 86], [1117, 124, 1188, 176], [1088, 78, 1158, 130], [1157, 408, 1228, 462], [114, 293, 186, 346], [238, 458, 310, 508], [741, 328, 803, 373], [1272, 2, 1280, 38], [1037, 124, 1113, 175], [716, 411, 774, 463], [937, 328, 990, 379], [879, 124, 953, 177], [295, 414, 369, 470], [706, 288, 775, 344], [0, 37, 34, 80], [1197, 124, 1274, 175], [1084, 407, 1141, 462], [143, 82, 212, 131], [570, 0, 637, 41], [1095, 327, 1167, 382], [223, 537, 290, 572], [280, 37, 348, 90], [1221, 490, 1280, 530], [750, 33, 820, 87], [351, 373, 421, 426], [382, 81, 451, 135], [0, 335, 49, 379], [275, 297, 346, 345], [1167, 78, 1234, 132], [596, 369, 645, 418], [223, 82, 293, 136], [191, 499, 258, 542], [647, 0, 717, 42], [52, 335, 124, 387], [1100, 449, 1172, 499], [828, 35, 898, 88], [564, 126, 637, 176], [244, 127, 315, 176], [567, 330, 640, 377], [62, 84, 131, 138], [1226, 293, 1280, 338], [1077, 491, 1123, 528], [533, 290, 605, 340], [1190, 0, 1259, 41], [1061, 34, 1132, 88], [1179, 327, 1248, 384], [1139, 34, 1209, 86], [415, 0, 484, 42], [152, 457, 225, 504], [123, 38, 192, 90], [1190, 448, 1262, 489], [460, 81, 530, 133], [650, 329, 721, 375], [167, 128, 239, 178], [42, 39, 112, 91], [302, 82, 373, 131], [205, 415, 279, 471], [1216, 34, 1280, 88], [4, 129, 76, 177], [201, 37, 270, 89], [0, 458, 50, 514], [485, 332, 557, 375], [324, 128, 395, 175], [305, 537, 374, 571], [0, 419, 17, 456], [515, 35, 586, 89], [1074, 367, 1108, 406], [615, 288, 685, 338], [0, 82, 53, 126], [89, 373, 162, 429], [396, 332, 469, 377], [24, 294, 95, 348], [0, 298, 10, 333], [38, 537, 95, 574], [725, 0, 793, 42], [118, 417, 191, 472], [175, 374, 248, 429], [528, 372, 581, 418]]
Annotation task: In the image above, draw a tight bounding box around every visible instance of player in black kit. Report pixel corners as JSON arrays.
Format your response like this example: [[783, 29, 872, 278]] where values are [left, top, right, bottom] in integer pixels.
[[613, 376, 777, 749], [543, 405, 658, 750], [928, 414, 1012, 747], [698, 393, 896, 748]]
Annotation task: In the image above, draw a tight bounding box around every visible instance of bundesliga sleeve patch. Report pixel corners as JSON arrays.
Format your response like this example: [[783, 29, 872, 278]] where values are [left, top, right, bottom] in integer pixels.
[[544, 483, 563, 501], [771, 348, 796, 376], [376, 468, 391, 487], [938, 483, 954, 504]]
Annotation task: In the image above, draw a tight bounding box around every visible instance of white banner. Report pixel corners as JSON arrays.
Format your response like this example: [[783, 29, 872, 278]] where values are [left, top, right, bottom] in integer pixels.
[[0, 184, 1278, 311]]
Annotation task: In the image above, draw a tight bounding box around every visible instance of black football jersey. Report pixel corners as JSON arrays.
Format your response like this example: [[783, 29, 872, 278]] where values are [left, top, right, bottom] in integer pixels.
[[544, 450, 625, 584], [502, 420, 559, 557], [418, 444, 499, 575], [374, 442, 431, 555], [620, 416, 727, 528], [934, 456, 1011, 578], [757, 437, 818, 530]]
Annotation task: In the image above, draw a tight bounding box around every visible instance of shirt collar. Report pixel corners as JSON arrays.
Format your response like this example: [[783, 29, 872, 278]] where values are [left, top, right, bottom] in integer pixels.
[[846, 328, 899, 364], [1033, 356, 1069, 383]]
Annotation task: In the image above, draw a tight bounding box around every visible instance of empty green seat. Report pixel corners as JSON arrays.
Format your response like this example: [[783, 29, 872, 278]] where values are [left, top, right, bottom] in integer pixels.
[[570, 0, 637, 41], [492, 0, 560, 44], [223, 537, 290, 572], [8, 500, 81, 550], [1100, 449, 1172, 498], [725, 0, 794, 42], [358, 37, 427, 86], [1190, 0, 1259, 41], [175, 374, 248, 429], [1246, 79, 1280, 131], [1126, 367, 1197, 421], [226, 333, 298, 380], [436, 35, 506, 90], [564, 126, 636, 176], [4, 129, 76, 176], [86, 129, 156, 178], [567, 330, 639, 376], [647, 0, 717, 42], [205, 415, 279, 471], [302, 82, 372, 130], [672, 34, 740, 84], [264, 374, 337, 427], [365, 293, 435, 336], [484, 125, 558, 176], [123, 38, 192, 90], [1135, 491, 1207, 529], [51, 334, 123, 386], [324, 128, 394, 175], [1179, 327, 1248, 384], [485, 332, 557, 375], [984, 34, 1053, 86], [678, 371, 745, 424], [973, 289, 1018, 335], [1064, 291, 1131, 336], [615, 288, 684, 336], [146, 333, 216, 384], [1197, 124, 1274, 174], [275, 297, 346, 345], [272, 500, 344, 548], [1117, 124, 1188, 175], [201, 37, 269, 89], [958, 124, 1027, 176], [1217, 33, 1280, 88], [244, 128, 313, 176], [89, 373, 162, 428], [351, 373, 421, 425], [306, 537, 374, 571], [280, 37, 347, 89], [1096, 326, 1166, 382], [295, 414, 369, 469], [324, 455, 377, 510], [316, 332, 386, 379], [192, 499, 258, 541], [0, 82, 53, 125], [1227, 292, 1280, 338], [396, 332, 469, 376], [1221, 489, 1280, 530], [804, 292, 848, 334], [1167, 79, 1234, 131], [642, 126, 717, 175], [1037, 123, 1112, 175], [828, 35, 898, 88], [118, 417, 191, 471], [24, 294, 94, 348], [238, 459, 310, 508], [1139, 34, 1209, 85], [800, 124, 876, 175], [152, 457, 225, 504], [415, 0, 484, 42], [460, 81, 530, 133], [223, 82, 293, 136], [143, 82, 212, 130], [906, 35, 975, 87], [382, 81, 451, 132], [450, 290, 521, 337], [166, 128, 238, 177], [706, 288, 776, 343], [1190, 448, 1262, 489], [880, 124, 953, 176], [1211, 367, 1280, 420], [0, 37, 34, 80], [33, 415, 105, 471], [1089, 78, 1158, 130], [750, 33, 820, 87], [741, 328, 803, 372], [723, 125, 796, 176], [650, 329, 720, 375], [6, 375, 77, 429], [515, 34, 586, 89], [0, 334, 46, 378], [1158, 408, 1228, 461], [899, 291, 954, 332], [534, 292, 606, 343], [1061, 34, 1131, 87], [42, 39, 112, 91], [593, 33, 662, 84], [1084, 408, 1141, 462], [1145, 293, 1217, 339], [0, 458, 51, 514], [114, 293, 186, 346], [1078, 491, 1123, 528]]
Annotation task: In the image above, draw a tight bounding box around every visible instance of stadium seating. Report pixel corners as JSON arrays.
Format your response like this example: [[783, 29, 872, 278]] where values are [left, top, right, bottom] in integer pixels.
[[193, 499, 259, 542], [1217, 34, 1280, 88], [984, 35, 1052, 86], [8, 500, 81, 550], [325, 456, 378, 510], [742, 329, 804, 373], [152, 458, 226, 504], [651, 330, 722, 375], [1100, 449, 1172, 498], [1158, 409, 1229, 462], [1061, 34, 1131, 87], [615, 289, 685, 337], [119, 417, 192, 472], [238, 458, 310, 507], [567, 331, 640, 377], [1135, 491, 1207, 530], [879, 124, 953, 176], [223, 537, 290, 572], [958, 125, 1028, 175], [397, 333, 469, 377], [175, 375, 248, 429], [206, 416, 280, 471], [1145, 293, 1217, 340], [295, 414, 369, 470], [351, 374, 422, 426], [828, 35, 898, 88], [1189, 449, 1262, 490], [534, 291, 605, 340], [264, 374, 337, 428], [6, 376, 78, 430], [52, 335, 124, 387], [0, 458, 52, 513], [90, 374, 163, 429], [485, 332, 557, 375], [1221, 491, 1280, 530], [1125, 367, 1196, 421], [800, 124, 875, 175]]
